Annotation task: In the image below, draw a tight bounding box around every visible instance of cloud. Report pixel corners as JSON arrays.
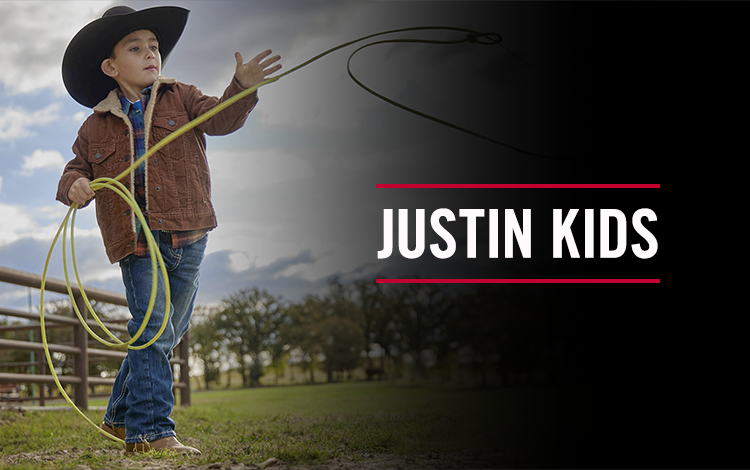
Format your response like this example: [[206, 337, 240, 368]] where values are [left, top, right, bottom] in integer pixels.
[[0, 201, 98, 247], [0, 1, 114, 95], [0, 175, 3, 193], [21, 149, 65, 176], [198, 249, 329, 303], [0, 203, 36, 245], [72, 111, 87, 123], [33, 204, 71, 222], [0, 103, 62, 141], [0, 235, 361, 313], [209, 148, 314, 190], [0, 235, 120, 313]]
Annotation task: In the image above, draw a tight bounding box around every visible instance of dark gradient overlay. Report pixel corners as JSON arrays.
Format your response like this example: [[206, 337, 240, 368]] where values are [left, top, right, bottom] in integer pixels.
[[311, 1, 736, 468]]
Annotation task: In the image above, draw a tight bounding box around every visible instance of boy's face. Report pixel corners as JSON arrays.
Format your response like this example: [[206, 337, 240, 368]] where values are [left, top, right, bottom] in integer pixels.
[[103, 29, 161, 91]]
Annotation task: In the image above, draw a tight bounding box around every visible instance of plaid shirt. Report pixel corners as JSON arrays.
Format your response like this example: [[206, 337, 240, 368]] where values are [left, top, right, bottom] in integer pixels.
[[119, 88, 207, 256]]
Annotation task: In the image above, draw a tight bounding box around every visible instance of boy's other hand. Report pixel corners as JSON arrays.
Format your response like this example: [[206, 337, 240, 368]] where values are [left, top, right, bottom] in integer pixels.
[[234, 50, 282, 90], [69, 177, 95, 206]]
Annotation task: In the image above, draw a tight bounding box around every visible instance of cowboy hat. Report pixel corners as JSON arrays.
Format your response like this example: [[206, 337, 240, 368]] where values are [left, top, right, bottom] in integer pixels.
[[62, 5, 189, 108]]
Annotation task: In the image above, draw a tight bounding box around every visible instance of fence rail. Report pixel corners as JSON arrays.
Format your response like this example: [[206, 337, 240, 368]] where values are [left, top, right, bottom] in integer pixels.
[[0, 266, 191, 409]]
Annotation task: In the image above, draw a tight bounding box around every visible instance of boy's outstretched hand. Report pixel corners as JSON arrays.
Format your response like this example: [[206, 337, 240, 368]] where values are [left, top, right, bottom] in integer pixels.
[[234, 50, 282, 90]]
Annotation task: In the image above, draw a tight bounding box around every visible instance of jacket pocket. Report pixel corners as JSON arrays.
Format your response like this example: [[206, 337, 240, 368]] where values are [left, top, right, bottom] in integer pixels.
[[89, 142, 117, 176], [151, 113, 190, 159]]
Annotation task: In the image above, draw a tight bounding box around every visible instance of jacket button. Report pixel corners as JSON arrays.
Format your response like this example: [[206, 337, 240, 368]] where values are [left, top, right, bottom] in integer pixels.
[[94, 153, 101, 159], [125, 130, 129, 136], [158, 219, 163, 224], [126, 209, 131, 216], [156, 186, 161, 191], [129, 241, 135, 248], [124, 155, 130, 162], [168, 119, 175, 126]]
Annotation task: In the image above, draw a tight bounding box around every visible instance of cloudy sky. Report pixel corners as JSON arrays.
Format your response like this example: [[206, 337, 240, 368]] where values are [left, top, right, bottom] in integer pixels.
[[1, 1, 667, 313]]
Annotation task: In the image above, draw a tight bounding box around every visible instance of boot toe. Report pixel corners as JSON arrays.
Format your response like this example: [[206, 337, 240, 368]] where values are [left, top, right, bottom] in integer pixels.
[[125, 436, 202, 455]]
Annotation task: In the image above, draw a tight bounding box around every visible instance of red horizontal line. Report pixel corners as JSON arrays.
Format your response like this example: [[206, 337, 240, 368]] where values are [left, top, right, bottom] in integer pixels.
[[376, 184, 660, 189], [376, 279, 660, 284]]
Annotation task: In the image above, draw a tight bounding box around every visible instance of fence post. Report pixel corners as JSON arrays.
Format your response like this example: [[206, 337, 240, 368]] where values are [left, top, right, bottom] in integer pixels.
[[73, 294, 89, 411], [38, 358, 46, 407], [180, 333, 191, 406]]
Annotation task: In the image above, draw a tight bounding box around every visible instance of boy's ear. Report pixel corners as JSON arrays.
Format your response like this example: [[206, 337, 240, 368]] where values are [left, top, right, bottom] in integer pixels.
[[101, 58, 118, 78]]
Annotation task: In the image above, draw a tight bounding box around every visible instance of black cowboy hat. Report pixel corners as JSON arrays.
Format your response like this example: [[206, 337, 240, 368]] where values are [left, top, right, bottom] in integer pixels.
[[62, 5, 189, 108]]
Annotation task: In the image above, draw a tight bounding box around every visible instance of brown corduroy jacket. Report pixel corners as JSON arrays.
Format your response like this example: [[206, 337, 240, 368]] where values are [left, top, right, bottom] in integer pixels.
[[56, 76, 258, 264]]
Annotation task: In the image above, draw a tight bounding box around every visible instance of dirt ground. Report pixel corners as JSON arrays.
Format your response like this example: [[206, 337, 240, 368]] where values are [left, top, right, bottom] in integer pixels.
[[0, 448, 532, 470], [1, 403, 544, 469]]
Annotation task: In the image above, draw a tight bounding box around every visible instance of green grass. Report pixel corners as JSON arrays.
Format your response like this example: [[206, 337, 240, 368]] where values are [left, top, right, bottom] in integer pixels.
[[1, 381, 562, 469]]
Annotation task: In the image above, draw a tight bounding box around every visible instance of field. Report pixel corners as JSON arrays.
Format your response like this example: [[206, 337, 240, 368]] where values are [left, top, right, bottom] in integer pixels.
[[0, 381, 562, 469]]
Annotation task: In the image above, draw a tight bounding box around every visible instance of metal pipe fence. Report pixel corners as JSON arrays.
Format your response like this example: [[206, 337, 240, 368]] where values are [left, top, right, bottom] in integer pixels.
[[0, 266, 191, 410]]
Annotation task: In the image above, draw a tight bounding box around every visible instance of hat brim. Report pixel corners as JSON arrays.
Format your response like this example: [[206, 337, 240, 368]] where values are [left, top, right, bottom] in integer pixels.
[[62, 6, 189, 108]]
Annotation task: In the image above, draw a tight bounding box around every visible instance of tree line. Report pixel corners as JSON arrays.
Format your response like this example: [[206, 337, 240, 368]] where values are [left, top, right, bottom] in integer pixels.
[[190, 278, 566, 389], [2, 278, 572, 395]]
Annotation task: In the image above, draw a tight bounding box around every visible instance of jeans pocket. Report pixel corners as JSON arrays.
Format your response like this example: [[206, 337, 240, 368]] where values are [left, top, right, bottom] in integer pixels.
[[166, 246, 183, 268]]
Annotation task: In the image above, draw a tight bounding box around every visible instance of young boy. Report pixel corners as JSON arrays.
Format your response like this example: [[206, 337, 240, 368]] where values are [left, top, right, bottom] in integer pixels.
[[56, 5, 280, 454]]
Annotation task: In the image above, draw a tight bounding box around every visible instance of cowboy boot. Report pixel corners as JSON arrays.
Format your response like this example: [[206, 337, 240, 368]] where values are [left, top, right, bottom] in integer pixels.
[[125, 436, 201, 455], [100, 422, 126, 442]]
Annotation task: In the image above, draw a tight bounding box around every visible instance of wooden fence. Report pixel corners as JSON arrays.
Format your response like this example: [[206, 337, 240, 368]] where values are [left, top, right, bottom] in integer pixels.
[[0, 266, 190, 410]]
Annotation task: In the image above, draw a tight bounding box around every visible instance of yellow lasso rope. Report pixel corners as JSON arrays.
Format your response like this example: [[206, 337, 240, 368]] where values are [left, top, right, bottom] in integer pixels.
[[39, 76, 279, 444], [39, 26, 507, 446]]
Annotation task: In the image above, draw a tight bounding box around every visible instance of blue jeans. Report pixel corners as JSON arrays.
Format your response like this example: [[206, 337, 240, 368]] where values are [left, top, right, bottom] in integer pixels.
[[104, 231, 207, 444]]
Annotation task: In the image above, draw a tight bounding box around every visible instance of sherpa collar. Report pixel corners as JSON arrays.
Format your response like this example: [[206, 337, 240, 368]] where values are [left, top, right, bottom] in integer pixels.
[[93, 75, 177, 116], [93, 76, 177, 115]]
